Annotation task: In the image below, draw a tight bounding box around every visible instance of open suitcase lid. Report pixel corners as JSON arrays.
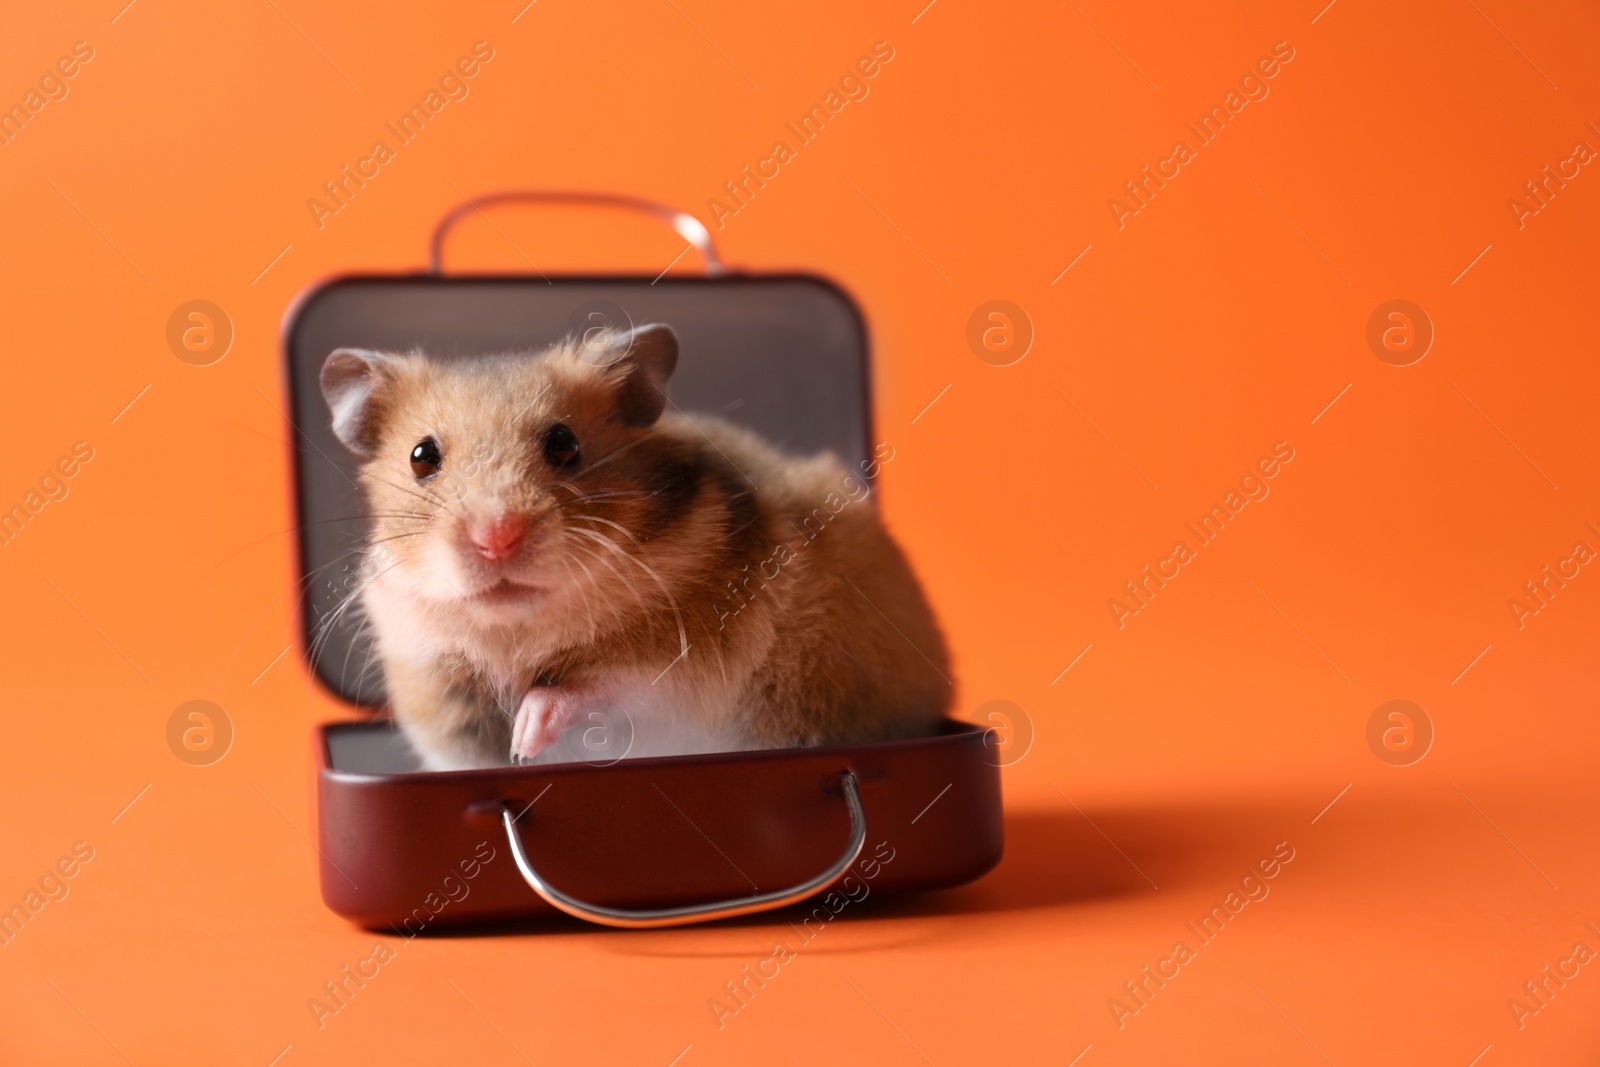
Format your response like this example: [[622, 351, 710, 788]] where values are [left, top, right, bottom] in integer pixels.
[[282, 194, 873, 708]]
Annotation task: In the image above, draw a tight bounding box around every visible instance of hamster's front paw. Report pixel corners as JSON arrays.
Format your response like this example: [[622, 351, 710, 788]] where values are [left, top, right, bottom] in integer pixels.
[[510, 685, 586, 761]]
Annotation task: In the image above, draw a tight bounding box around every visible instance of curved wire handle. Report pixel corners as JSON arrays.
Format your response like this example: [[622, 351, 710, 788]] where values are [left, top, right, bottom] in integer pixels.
[[499, 772, 864, 929], [429, 190, 723, 276]]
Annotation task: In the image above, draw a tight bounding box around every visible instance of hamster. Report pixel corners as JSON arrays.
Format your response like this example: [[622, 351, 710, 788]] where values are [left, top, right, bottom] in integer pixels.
[[319, 324, 951, 770]]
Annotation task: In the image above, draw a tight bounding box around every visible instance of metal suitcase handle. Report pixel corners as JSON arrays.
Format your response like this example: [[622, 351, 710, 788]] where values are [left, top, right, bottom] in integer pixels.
[[429, 190, 724, 276], [499, 772, 865, 928]]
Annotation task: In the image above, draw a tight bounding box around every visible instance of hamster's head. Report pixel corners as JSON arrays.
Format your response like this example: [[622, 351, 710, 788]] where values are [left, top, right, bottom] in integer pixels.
[[319, 324, 695, 625]]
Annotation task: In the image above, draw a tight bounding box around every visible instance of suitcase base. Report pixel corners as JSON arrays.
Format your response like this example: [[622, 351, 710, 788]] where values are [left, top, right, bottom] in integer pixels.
[[316, 718, 1003, 931]]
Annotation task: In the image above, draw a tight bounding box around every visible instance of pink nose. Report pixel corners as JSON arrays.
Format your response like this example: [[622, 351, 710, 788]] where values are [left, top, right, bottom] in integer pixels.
[[470, 514, 528, 561]]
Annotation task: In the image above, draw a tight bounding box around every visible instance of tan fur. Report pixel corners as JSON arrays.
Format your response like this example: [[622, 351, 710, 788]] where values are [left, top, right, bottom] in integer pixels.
[[326, 330, 951, 768]]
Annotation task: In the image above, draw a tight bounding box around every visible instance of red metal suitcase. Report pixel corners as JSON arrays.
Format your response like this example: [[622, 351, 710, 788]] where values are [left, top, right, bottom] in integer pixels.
[[284, 193, 1004, 930]]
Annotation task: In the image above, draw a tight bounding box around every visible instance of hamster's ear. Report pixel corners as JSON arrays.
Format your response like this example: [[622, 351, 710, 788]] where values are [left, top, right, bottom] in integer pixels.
[[605, 324, 679, 427], [320, 348, 393, 456]]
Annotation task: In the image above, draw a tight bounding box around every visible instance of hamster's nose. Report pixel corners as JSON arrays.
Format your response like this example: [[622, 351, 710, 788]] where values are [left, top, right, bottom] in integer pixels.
[[470, 513, 528, 561]]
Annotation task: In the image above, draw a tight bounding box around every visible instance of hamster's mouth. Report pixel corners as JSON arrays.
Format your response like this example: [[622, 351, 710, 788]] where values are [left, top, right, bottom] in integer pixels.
[[468, 580, 546, 605]]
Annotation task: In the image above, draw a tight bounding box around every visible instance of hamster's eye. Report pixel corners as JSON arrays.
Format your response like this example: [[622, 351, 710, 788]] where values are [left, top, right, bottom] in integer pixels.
[[543, 423, 580, 469], [410, 437, 442, 480]]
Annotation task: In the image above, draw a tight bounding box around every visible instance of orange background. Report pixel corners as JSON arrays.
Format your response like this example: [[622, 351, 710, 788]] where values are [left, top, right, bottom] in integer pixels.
[[3, 0, 1599, 1063]]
